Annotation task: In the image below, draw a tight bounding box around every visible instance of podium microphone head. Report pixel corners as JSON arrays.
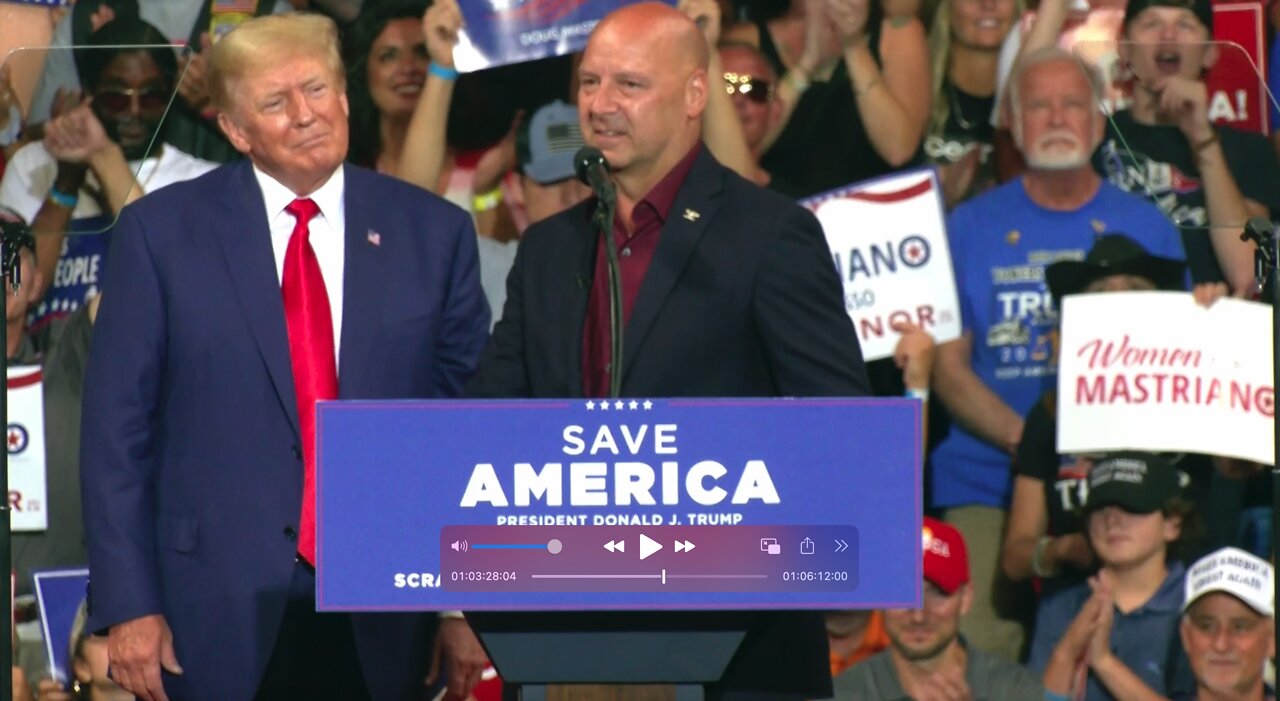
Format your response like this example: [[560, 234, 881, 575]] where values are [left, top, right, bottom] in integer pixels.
[[574, 146, 609, 187]]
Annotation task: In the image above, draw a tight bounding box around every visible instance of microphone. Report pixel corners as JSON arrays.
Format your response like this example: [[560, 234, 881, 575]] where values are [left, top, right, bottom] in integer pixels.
[[574, 147, 615, 202], [573, 147, 624, 398]]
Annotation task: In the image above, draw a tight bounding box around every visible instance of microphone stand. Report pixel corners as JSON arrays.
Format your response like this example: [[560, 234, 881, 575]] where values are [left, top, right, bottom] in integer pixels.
[[1, 216, 35, 701], [1240, 218, 1278, 664], [593, 183, 623, 399]]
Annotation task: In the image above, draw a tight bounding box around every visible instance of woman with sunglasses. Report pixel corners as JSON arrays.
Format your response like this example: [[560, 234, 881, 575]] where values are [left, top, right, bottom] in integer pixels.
[[724, 0, 931, 198], [0, 17, 215, 342], [925, 0, 1022, 208]]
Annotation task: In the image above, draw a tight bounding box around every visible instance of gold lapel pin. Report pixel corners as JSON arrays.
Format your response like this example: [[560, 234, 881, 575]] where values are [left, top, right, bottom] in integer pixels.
[[1006, 230, 1020, 245], [683, 208, 701, 222]]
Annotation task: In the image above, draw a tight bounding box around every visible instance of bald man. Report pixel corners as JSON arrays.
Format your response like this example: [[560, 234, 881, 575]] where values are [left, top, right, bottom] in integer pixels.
[[468, 3, 870, 698]]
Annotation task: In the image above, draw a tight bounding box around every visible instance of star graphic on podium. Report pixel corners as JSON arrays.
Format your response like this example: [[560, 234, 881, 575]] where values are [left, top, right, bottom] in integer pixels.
[[614, 400, 624, 410], [628, 400, 638, 410], [600, 401, 610, 411], [643, 400, 653, 410], [586, 401, 596, 410]]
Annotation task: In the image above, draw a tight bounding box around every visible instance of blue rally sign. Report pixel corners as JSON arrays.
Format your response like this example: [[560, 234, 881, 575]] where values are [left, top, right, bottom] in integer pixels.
[[316, 398, 922, 611], [453, 0, 675, 73]]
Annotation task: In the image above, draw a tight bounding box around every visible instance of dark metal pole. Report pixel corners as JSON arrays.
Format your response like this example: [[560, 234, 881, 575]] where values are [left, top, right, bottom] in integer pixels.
[[1241, 218, 1280, 665]]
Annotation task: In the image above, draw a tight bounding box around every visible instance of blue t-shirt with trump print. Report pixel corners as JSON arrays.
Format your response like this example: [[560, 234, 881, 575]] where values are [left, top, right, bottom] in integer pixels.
[[930, 178, 1185, 510]]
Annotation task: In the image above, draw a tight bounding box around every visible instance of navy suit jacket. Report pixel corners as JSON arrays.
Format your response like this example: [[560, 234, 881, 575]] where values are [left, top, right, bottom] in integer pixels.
[[467, 148, 871, 698], [80, 161, 490, 701]]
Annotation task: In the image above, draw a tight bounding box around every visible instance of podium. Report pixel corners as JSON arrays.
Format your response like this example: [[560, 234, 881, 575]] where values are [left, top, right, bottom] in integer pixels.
[[315, 398, 922, 701]]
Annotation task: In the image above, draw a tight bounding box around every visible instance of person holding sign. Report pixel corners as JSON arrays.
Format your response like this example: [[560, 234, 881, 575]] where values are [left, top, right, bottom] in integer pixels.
[[1002, 233, 1197, 601], [79, 12, 490, 701], [468, 3, 870, 698], [929, 46, 1185, 661]]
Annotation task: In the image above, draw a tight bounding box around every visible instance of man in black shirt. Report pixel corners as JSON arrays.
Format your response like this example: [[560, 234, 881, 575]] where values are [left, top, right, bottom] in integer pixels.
[[1095, 0, 1280, 296]]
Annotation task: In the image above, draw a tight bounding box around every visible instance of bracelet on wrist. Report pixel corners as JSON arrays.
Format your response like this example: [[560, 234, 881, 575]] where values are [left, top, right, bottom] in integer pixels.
[[1031, 535, 1058, 578], [48, 187, 79, 210], [429, 62, 459, 82], [1192, 131, 1219, 154], [472, 187, 503, 213]]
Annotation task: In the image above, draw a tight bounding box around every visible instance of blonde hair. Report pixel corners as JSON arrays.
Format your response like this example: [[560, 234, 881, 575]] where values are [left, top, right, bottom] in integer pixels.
[[926, 0, 1025, 139], [207, 12, 345, 113]]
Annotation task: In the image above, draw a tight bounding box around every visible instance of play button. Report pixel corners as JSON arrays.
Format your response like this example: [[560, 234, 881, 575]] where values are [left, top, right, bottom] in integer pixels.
[[639, 533, 663, 560]]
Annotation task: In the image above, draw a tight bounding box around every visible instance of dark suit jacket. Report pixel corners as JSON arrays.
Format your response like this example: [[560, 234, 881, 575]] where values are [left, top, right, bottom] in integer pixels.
[[467, 147, 871, 698], [80, 161, 490, 701]]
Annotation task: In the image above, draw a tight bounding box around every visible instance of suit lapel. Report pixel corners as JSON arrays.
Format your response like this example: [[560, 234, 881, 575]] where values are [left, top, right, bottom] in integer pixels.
[[337, 165, 379, 396], [621, 150, 724, 382], [566, 208, 597, 398], [214, 161, 300, 438]]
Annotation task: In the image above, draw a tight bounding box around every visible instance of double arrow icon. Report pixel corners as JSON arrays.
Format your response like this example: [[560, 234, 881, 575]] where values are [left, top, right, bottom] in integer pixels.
[[673, 540, 695, 553], [834, 539, 849, 553], [604, 539, 625, 553]]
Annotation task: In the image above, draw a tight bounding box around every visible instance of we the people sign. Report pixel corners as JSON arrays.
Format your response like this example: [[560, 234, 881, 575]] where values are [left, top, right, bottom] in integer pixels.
[[1057, 292, 1274, 464], [801, 169, 961, 362]]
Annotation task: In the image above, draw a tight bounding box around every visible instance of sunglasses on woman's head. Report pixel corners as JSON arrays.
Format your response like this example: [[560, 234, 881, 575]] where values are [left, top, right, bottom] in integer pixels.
[[94, 86, 170, 115], [722, 72, 774, 104]]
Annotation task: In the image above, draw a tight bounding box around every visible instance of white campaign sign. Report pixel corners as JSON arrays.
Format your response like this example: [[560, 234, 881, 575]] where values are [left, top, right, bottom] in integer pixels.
[[801, 168, 961, 361], [8, 365, 47, 531], [1058, 292, 1274, 464]]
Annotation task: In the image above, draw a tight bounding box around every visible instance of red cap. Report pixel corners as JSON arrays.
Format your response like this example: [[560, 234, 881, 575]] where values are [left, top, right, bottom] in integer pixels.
[[922, 517, 969, 594]]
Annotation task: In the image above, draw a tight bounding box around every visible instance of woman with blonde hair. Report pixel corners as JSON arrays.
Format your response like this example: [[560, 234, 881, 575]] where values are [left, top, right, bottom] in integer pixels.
[[924, 0, 1021, 207]]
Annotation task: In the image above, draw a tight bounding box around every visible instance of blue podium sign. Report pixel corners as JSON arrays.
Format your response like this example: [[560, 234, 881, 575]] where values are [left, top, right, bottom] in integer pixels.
[[316, 398, 922, 611]]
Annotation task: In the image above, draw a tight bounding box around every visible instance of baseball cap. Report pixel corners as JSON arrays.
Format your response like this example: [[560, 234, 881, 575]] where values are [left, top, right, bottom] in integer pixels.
[[922, 517, 969, 594], [517, 100, 584, 185], [1184, 546, 1274, 617], [1123, 0, 1213, 33], [1084, 451, 1181, 514]]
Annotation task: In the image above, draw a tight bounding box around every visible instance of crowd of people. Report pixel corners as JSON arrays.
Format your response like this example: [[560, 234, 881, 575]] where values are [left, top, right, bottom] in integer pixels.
[[1, 0, 1278, 699]]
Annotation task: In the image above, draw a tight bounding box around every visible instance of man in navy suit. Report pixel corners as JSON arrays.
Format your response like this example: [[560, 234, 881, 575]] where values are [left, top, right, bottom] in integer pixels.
[[80, 12, 490, 701], [468, 3, 871, 699]]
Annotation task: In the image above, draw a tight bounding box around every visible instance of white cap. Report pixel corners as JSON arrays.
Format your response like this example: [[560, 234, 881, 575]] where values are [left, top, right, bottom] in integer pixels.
[[1184, 547, 1274, 617]]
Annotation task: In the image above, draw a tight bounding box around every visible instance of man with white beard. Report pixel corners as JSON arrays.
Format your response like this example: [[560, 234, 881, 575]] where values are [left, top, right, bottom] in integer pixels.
[[927, 46, 1187, 660]]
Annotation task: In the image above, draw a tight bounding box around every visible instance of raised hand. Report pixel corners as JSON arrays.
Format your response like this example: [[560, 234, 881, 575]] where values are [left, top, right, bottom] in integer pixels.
[[825, 0, 873, 49], [891, 319, 936, 391], [424, 0, 464, 69], [678, 0, 723, 48], [43, 100, 113, 163], [177, 34, 213, 113]]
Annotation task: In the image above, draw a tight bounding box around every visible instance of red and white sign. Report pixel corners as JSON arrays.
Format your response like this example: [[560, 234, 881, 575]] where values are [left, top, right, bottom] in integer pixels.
[[8, 365, 46, 531], [801, 168, 962, 362], [1057, 292, 1274, 464]]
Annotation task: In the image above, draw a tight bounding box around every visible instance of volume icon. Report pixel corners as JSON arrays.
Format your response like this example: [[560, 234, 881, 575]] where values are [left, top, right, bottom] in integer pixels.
[[451, 540, 469, 552]]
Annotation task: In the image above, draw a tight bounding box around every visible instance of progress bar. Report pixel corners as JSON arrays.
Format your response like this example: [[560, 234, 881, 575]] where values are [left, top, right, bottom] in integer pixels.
[[531, 572, 769, 585]]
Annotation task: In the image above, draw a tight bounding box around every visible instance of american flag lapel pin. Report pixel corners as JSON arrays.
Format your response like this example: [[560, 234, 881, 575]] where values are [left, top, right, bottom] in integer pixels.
[[367, 230, 381, 246]]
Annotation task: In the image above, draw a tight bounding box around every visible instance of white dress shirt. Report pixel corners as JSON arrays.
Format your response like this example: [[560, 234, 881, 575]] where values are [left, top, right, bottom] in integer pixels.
[[254, 165, 346, 371]]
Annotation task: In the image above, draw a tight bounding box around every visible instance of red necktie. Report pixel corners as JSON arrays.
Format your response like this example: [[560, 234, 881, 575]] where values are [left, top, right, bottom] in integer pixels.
[[282, 198, 338, 566]]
